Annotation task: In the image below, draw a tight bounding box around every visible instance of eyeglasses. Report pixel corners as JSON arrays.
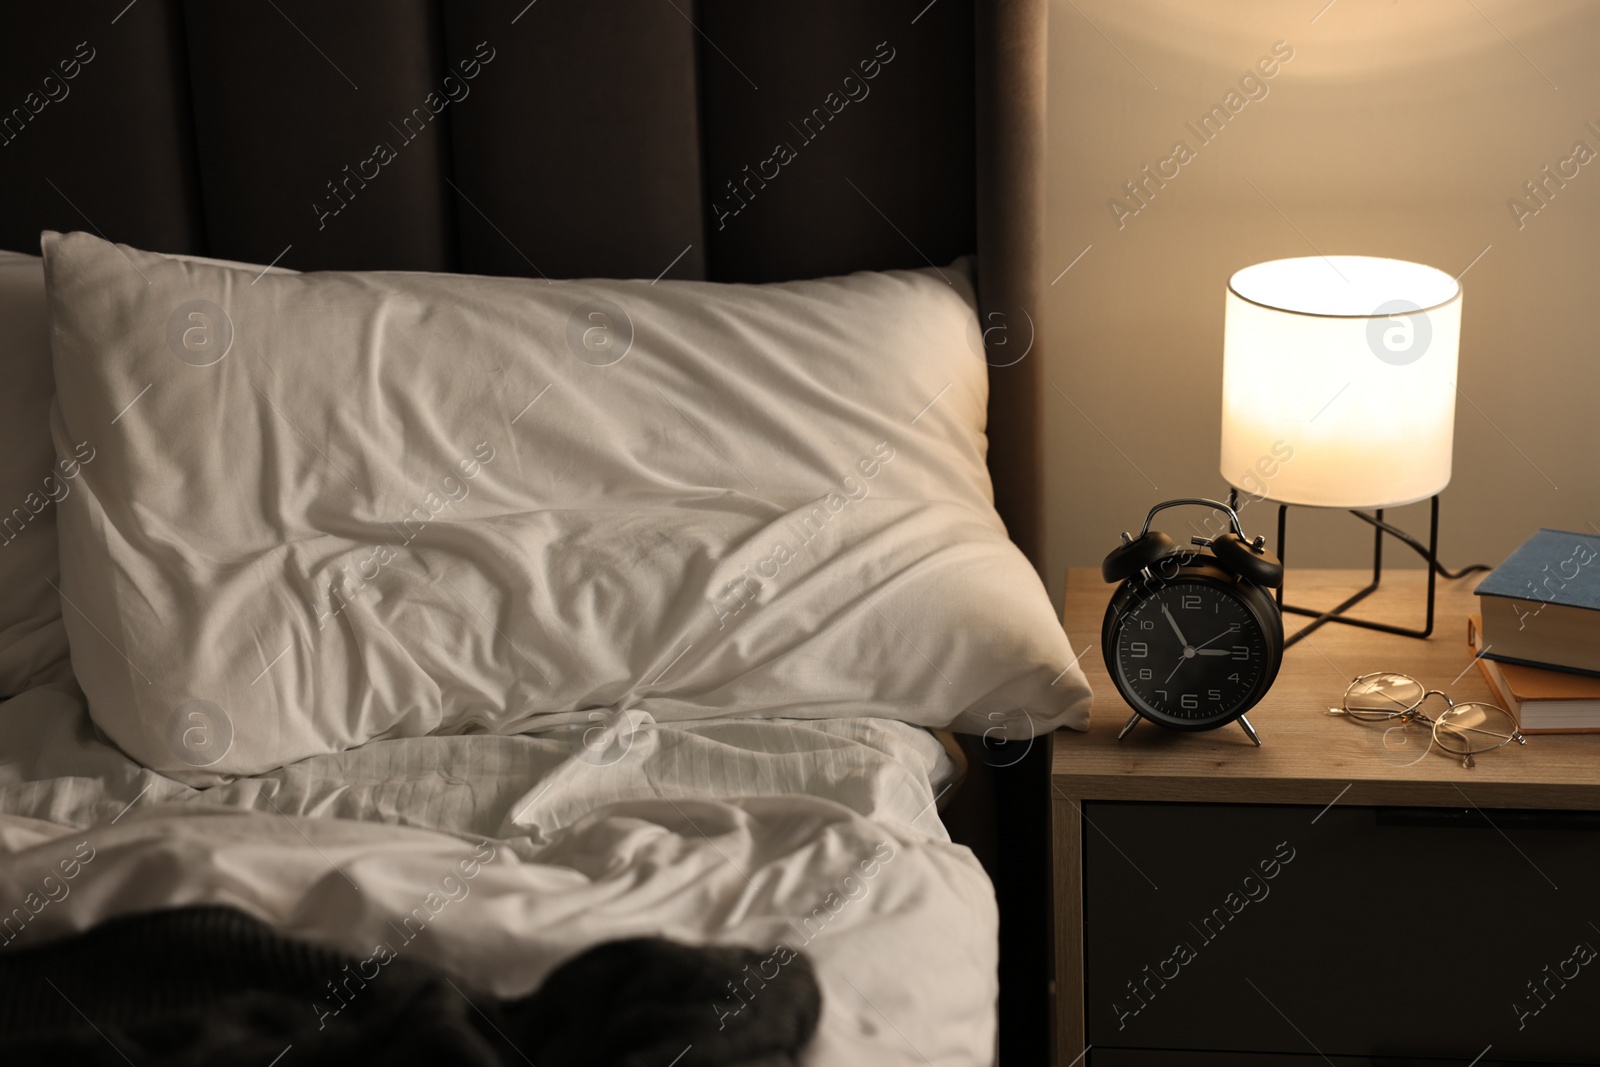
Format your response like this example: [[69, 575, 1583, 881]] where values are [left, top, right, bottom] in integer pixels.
[[1328, 671, 1527, 768]]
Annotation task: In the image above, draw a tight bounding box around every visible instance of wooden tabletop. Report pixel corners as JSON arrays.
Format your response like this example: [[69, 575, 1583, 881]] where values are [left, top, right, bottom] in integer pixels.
[[1052, 567, 1600, 810]]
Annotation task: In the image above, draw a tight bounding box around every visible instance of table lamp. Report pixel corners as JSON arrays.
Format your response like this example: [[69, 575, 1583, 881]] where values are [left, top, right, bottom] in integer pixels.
[[1219, 255, 1463, 646]]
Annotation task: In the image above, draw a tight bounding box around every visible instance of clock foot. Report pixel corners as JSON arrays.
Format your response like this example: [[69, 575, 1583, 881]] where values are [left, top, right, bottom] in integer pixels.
[[1236, 714, 1261, 746], [1117, 712, 1142, 740]]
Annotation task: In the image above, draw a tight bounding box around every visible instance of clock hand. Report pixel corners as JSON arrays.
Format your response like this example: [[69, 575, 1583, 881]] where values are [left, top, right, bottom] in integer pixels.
[[1196, 649, 1233, 656], [1163, 655, 1187, 685], [1190, 628, 1231, 653], [1161, 604, 1189, 647]]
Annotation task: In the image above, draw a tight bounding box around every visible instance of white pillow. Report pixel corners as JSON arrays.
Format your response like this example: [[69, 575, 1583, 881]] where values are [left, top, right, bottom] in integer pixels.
[[44, 231, 1090, 783], [0, 246, 294, 700]]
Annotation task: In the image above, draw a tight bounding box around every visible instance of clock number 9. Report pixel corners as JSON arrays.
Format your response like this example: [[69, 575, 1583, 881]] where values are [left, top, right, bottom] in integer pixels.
[[1130, 642, 1148, 659]]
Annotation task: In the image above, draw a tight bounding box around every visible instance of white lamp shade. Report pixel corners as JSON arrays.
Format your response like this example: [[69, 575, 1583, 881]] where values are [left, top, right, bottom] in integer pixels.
[[1220, 255, 1462, 509]]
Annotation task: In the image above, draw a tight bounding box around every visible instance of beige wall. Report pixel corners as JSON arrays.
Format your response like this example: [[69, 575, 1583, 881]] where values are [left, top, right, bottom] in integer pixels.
[[1041, 0, 1600, 612]]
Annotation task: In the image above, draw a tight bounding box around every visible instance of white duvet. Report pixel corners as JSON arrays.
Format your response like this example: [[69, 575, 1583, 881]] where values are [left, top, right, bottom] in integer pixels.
[[0, 681, 997, 1066]]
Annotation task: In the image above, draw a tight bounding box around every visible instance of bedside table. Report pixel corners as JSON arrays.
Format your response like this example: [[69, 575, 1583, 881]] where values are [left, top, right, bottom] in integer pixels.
[[1052, 568, 1600, 1067]]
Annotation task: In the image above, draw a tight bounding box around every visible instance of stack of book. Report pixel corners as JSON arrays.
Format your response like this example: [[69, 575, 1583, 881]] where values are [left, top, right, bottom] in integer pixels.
[[1470, 528, 1600, 734]]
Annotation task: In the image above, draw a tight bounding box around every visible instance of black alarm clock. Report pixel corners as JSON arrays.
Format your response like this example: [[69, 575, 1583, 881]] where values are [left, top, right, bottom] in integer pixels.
[[1100, 498, 1285, 745]]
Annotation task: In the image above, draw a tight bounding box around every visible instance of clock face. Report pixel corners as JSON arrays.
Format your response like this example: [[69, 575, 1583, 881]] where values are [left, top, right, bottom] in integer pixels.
[[1111, 579, 1270, 725]]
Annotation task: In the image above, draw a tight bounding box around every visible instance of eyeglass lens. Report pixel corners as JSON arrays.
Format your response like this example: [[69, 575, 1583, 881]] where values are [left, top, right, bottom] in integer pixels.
[[1434, 702, 1521, 754], [1344, 673, 1426, 720]]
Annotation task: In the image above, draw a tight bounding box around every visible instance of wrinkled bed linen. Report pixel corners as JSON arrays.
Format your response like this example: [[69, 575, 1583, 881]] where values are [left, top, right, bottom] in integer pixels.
[[0, 682, 995, 1067]]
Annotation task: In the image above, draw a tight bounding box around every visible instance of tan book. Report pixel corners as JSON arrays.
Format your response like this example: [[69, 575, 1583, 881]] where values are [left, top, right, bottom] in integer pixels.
[[1468, 615, 1600, 734]]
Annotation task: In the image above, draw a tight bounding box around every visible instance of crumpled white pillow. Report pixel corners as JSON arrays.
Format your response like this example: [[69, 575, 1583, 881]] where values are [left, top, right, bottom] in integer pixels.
[[43, 231, 1090, 783]]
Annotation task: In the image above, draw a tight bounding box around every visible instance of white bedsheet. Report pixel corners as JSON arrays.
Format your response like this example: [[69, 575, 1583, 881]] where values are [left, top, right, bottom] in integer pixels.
[[0, 681, 996, 1066]]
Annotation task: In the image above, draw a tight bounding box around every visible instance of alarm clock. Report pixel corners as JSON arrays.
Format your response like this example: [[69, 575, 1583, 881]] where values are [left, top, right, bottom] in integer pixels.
[[1100, 498, 1285, 745]]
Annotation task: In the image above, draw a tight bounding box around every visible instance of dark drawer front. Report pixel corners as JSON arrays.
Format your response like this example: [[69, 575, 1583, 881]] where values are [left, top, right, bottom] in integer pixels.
[[1090, 1051, 1587, 1067], [1082, 801, 1600, 1063]]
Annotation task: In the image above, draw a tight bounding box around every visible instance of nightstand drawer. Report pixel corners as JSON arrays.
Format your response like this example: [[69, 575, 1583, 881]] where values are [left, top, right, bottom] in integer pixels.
[[1090, 1052, 1576, 1067], [1082, 801, 1600, 1063]]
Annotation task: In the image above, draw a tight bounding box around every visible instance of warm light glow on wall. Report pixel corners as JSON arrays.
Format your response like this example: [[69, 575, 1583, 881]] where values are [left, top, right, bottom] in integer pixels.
[[1220, 255, 1462, 509]]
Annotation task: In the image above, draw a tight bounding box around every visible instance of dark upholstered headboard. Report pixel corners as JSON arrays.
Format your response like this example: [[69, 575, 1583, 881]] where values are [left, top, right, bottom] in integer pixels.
[[0, 0, 1046, 564]]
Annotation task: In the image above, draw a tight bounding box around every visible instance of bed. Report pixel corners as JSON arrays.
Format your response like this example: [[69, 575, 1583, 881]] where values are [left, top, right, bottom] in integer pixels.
[[0, 3, 1087, 1064]]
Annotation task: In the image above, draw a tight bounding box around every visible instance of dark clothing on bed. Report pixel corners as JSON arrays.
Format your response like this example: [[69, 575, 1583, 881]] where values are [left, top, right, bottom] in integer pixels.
[[0, 906, 821, 1067]]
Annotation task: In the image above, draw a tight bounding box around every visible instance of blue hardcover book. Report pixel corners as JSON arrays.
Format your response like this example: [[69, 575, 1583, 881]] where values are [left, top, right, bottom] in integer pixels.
[[1474, 529, 1600, 676]]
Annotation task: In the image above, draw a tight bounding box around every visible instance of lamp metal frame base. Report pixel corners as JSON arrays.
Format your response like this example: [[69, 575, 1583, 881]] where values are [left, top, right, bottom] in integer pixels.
[[1226, 490, 1440, 650]]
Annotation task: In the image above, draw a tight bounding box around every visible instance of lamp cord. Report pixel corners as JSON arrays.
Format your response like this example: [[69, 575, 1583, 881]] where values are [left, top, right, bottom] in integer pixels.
[[1347, 510, 1493, 580]]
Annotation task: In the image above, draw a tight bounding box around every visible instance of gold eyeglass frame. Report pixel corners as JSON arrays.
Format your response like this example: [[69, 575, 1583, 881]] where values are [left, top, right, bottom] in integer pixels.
[[1328, 671, 1527, 768]]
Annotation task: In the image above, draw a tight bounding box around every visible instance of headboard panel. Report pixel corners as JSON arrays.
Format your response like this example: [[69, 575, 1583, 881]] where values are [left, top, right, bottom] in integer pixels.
[[444, 1, 707, 280], [0, 0, 1043, 563], [0, 1, 206, 255], [695, 1, 976, 283], [182, 1, 462, 273]]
